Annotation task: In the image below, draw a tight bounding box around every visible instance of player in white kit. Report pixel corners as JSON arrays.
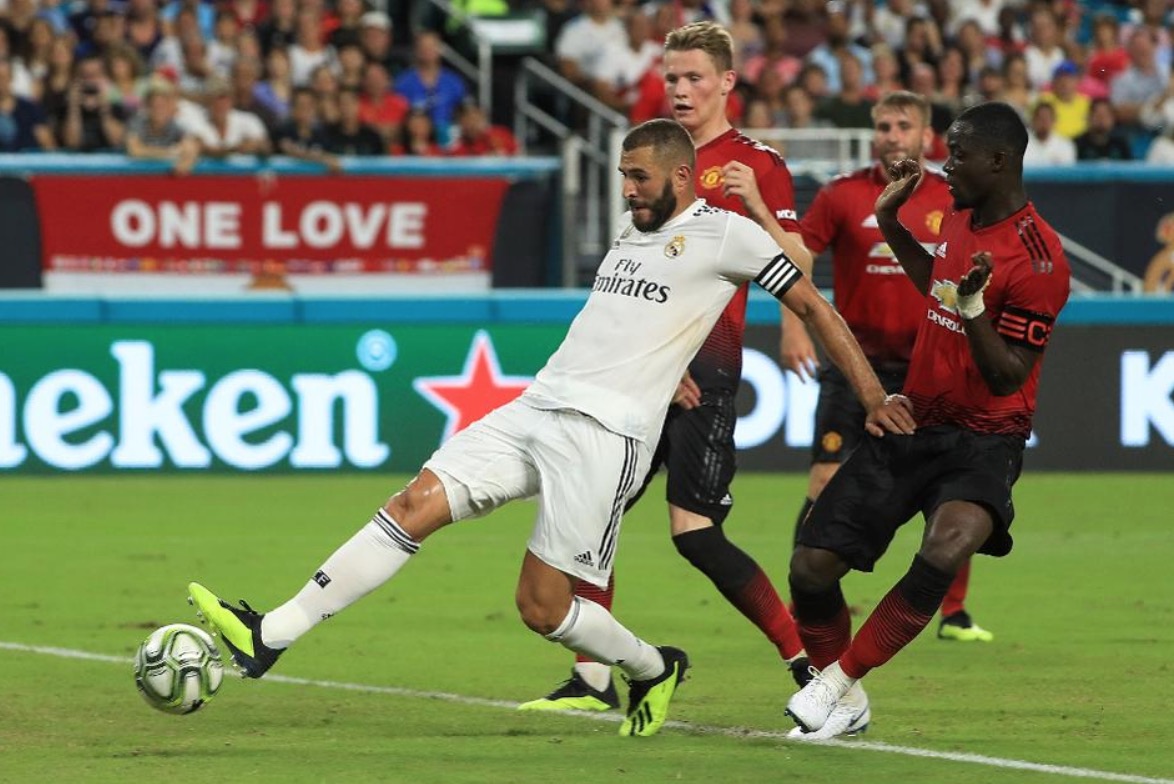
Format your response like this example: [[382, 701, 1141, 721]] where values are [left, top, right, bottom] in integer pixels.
[[187, 119, 916, 738]]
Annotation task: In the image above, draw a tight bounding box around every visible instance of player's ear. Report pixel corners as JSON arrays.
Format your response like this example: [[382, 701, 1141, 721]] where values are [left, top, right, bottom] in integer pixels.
[[721, 70, 736, 96], [674, 163, 692, 190]]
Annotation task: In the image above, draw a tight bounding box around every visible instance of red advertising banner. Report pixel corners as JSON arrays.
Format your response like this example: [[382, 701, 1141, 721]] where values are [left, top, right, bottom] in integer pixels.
[[31, 175, 510, 275]]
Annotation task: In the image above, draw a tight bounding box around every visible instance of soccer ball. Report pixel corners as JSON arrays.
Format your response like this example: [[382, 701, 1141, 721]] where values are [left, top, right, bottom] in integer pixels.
[[134, 623, 224, 714]]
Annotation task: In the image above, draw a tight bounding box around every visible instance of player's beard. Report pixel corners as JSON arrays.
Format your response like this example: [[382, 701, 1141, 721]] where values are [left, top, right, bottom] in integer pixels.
[[630, 180, 677, 233]]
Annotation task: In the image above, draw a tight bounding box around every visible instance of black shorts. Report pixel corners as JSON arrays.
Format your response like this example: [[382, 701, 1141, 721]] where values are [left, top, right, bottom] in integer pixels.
[[797, 425, 1025, 571], [625, 389, 738, 524], [811, 363, 909, 464]]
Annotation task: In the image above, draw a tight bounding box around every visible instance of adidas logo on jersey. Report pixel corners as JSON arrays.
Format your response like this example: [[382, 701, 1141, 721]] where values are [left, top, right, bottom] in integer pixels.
[[573, 551, 595, 567], [719, 494, 733, 506]]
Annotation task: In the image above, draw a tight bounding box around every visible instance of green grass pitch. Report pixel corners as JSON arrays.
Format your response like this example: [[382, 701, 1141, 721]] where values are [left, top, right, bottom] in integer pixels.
[[1, 473, 1171, 783]]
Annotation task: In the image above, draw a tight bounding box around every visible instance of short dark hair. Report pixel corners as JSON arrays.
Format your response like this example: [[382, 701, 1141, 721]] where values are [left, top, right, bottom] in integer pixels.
[[622, 119, 696, 170], [953, 101, 1028, 159]]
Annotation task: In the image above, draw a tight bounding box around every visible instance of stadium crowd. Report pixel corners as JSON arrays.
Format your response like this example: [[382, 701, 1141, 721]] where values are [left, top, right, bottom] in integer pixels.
[[0, 0, 1171, 164]]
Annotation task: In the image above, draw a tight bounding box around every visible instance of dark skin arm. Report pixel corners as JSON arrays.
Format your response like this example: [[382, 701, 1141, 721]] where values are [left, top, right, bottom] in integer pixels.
[[874, 158, 934, 295], [958, 251, 1041, 396]]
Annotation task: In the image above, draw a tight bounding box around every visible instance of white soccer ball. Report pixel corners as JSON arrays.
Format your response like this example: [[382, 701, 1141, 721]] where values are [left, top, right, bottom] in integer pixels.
[[134, 623, 224, 715]]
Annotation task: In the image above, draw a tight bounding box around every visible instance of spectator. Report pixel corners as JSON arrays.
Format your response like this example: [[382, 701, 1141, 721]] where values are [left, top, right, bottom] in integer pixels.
[[989, 5, 1026, 60], [1145, 122, 1174, 163], [1121, 0, 1172, 77], [288, 9, 336, 87], [726, 0, 763, 75], [78, 10, 127, 60], [1076, 98, 1133, 160], [934, 45, 969, 116], [1023, 7, 1066, 90], [257, 0, 297, 56], [393, 30, 466, 141], [807, 3, 873, 95], [254, 47, 292, 120], [897, 15, 942, 87], [124, 0, 163, 64], [1036, 60, 1089, 140], [592, 10, 660, 113], [358, 11, 405, 79], [207, 10, 240, 78], [336, 41, 365, 92], [187, 75, 271, 156], [741, 14, 801, 90], [947, 0, 1002, 39], [310, 62, 340, 124], [57, 54, 126, 150], [160, 0, 215, 42], [388, 105, 443, 156], [779, 83, 831, 130], [998, 51, 1036, 120], [1111, 28, 1166, 128], [963, 63, 1003, 108], [223, 0, 267, 29], [323, 87, 384, 155], [815, 52, 874, 128], [870, 0, 915, 51], [125, 76, 198, 174], [448, 99, 518, 156], [176, 34, 213, 97], [954, 18, 997, 86], [0, 27, 36, 98], [21, 18, 57, 93], [272, 85, 338, 169], [150, 5, 198, 73], [358, 60, 408, 142], [1023, 101, 1075, 165], [105, 43, 146, 115], [909, 61, 955, 137], [1141, 66, 1174, 133], [553, 0, 624, 90], [796, 61, 831, 104], [863, 43, 903, 101], [328, 0, 365, 50], [39, 35, 74, 120], [231, 57, 280, 134], [1086, 13, 1128, 92], [0, 57, 53, 149]]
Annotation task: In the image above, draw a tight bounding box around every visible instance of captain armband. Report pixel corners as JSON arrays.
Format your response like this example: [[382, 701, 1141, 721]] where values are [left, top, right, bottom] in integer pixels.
[[996, 305, 1056, 351], [755, 252, 803, 300]]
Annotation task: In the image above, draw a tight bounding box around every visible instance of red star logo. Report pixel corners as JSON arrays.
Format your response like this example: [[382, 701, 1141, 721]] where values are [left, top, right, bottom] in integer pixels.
[[413, 330, 533, 442]]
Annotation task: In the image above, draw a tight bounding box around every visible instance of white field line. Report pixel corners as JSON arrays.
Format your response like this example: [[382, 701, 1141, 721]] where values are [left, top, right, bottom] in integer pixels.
[[2, 640, 1170, 784]]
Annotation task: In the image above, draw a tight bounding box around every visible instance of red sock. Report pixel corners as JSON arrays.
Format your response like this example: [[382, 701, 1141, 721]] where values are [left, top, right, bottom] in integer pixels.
[[940, 559, 971, 618], [730, 569, 805, 660], [573, 574, 614, 664], [797, 603, 851, 670]]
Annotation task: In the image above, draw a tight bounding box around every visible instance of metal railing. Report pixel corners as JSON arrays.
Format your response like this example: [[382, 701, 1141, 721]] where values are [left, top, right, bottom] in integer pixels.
[[1059, 234, 1144, 293], [514, 57, 629, 284]]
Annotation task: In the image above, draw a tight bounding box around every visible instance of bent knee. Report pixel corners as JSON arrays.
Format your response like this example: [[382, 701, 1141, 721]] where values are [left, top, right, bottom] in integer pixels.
[[789, 545, 845, 592], [515, 591, 571, 637]]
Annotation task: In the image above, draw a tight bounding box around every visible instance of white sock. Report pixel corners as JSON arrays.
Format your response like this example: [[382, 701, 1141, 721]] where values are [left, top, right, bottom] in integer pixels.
[[573, 661, 613, 692], [261, 510, 418, 649], [547, 597, 664, 682]]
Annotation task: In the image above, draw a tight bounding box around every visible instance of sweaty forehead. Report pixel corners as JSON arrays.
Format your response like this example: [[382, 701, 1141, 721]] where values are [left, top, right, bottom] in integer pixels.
[[663, 49, 717, 76]]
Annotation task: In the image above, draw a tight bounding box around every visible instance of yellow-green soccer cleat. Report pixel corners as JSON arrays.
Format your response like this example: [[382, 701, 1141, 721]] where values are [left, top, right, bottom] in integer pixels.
[[937, 611, 995, 642], [187, 582, 283, 678], [618, 646, 689, 738], [517, 670, 620, 712]]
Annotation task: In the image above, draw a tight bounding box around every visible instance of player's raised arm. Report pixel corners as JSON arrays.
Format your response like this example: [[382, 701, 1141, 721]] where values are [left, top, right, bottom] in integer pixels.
[[875, 159, 935, 294], [755, 253, 915, 437]]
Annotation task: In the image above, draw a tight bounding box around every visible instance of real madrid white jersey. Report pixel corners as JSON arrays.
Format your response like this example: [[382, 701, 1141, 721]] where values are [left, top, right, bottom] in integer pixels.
[[522, 199, 802, 444]]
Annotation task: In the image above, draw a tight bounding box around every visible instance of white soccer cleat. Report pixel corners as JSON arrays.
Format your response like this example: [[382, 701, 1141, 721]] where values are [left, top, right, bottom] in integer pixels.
[[784, 661, 852, 732], [786, 681, 870, 741]]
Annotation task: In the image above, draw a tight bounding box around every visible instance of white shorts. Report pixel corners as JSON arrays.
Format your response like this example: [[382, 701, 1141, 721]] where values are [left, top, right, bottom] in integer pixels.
[[423, 399, 651, 587]]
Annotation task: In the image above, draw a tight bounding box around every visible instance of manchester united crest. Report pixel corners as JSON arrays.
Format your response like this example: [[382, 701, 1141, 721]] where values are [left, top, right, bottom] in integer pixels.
[[925, 210, 944, 235], [700, 166, 723, 189], [665, 235, 686, 258], [821, 432, 843, 453]]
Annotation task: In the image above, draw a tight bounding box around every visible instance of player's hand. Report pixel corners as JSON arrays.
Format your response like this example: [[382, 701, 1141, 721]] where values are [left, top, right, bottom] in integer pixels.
[[720, 161, 768, 220], [864, 394, 916, 437], [957, 251, 993, 319], [780, 324, 820, 382], [958, 251, 993, 296], [875, 159, 921, 217], [672, 372, 702, 410]]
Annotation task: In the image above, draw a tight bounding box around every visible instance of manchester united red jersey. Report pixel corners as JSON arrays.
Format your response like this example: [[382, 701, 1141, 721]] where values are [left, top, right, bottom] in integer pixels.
[[903, 202, 1070, 437], [692, 128, 802, 391], [801, 165, 951, 364]]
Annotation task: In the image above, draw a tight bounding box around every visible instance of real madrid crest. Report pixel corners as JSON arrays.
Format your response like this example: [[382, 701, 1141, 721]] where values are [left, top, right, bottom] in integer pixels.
[[664, 235, 686, 258]]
